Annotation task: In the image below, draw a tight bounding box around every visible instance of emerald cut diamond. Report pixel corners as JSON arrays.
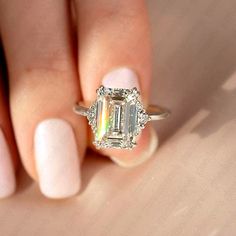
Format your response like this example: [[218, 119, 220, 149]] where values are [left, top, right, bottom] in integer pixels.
[[87, 86, 150, 149]]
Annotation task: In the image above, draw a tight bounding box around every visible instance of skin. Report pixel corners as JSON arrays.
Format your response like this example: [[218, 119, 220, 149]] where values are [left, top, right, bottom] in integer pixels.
[[0, 0, 154, 197]]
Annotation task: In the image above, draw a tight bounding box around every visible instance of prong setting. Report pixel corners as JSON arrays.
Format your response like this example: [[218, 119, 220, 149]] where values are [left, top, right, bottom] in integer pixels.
[[87, 86, 150, 149]]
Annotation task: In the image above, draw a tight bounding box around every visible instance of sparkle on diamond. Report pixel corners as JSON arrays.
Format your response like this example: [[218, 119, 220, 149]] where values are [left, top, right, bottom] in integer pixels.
[[87, 86, 149, 149]]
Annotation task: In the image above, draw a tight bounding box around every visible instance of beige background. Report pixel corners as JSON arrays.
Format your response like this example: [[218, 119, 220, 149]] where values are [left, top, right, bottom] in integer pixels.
[[1, 0, 236, 235]]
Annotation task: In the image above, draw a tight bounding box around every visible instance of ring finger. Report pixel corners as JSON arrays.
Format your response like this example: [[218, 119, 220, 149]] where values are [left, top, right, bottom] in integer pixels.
[[76, 0, 158, 167]]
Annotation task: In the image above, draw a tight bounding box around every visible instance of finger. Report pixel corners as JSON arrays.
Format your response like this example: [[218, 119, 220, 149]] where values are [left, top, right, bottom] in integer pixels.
[[0, 49, 17, 198], [0, 0, 87, 198], [76, 0, 158, 167]]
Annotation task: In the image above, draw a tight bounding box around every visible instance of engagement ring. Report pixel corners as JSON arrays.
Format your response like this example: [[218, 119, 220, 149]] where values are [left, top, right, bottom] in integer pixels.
[[74, 86, 170, 149]]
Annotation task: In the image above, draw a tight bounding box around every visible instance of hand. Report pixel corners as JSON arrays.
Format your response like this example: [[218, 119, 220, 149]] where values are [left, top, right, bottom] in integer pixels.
[[0, 0, 158, 199]]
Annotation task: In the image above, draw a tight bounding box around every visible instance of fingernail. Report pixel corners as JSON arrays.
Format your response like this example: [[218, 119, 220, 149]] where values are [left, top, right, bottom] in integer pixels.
[[34, 119, 80, 199], [102, 67, 140, 89], [0, 129, 16, 198], [111, 127, 159, 168]]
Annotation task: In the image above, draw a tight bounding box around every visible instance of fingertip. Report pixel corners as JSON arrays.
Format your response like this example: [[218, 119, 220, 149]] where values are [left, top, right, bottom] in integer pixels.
[[0, 129, 16, 199], [34, 119, 82, 199], [0, 182, 16, 199], [109, 126, 158, 168]]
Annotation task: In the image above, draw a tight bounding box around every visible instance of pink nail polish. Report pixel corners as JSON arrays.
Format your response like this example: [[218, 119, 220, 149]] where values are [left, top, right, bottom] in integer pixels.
[[102, 67, 140, 89], [34, 119, 80, 199], [0, 129, 16, 198]]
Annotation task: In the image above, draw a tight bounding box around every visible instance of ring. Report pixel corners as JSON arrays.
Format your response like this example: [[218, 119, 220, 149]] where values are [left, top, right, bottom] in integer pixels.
[[73, 86, 170, 149]]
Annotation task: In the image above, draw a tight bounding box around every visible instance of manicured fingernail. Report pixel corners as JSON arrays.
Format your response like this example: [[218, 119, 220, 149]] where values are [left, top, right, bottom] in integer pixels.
[[0, 129, 16, 198], [102, 67, 140, 89], [111, 127, 158, 168], [34, 119, 80, 199]]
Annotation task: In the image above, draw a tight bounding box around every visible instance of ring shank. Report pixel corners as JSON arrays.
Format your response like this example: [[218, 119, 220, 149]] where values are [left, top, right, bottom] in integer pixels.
[[73, 103, 170, 121], [146, 104, 170, 120]]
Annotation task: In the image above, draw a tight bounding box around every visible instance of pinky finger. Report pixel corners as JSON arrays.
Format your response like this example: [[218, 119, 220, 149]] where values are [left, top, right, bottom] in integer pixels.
[[0, 51, 17, 198]]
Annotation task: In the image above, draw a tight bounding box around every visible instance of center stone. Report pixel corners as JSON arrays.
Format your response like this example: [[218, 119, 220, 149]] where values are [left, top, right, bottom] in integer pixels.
[[87, 86, 149, 149], [94, 91, 138, 149]]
